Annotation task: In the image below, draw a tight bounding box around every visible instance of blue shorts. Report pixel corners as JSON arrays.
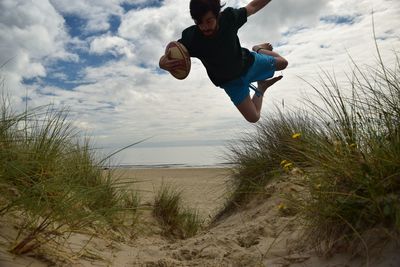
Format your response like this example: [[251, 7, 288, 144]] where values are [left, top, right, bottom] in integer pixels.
[[220, 52, 276, 106]]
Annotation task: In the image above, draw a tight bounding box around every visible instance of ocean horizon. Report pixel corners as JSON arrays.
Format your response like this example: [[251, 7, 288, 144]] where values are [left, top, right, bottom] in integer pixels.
[[105, 144, 234, 169], [112, 162, 234, 169]]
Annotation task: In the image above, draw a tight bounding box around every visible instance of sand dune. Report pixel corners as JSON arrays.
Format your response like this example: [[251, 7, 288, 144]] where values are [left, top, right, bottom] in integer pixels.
[[1, 167, 399, 267]]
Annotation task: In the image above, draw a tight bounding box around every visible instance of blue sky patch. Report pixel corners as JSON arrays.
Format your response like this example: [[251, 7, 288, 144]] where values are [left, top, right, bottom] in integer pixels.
[[108, 15, 121, 34], [64, 15, 88, 38], [82, 53, 119, 66], [96, 101, 117, 111], [22, 52, 119, 91], [121, 0, 164, 12], [320, 15, 359, 25], [64, 14, 121, 37], [20, 96, 32, 103], [282, 26, 309, 37]]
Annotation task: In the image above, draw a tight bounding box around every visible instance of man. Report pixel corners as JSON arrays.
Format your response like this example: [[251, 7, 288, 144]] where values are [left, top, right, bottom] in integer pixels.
[[159, 0, 288, 123]]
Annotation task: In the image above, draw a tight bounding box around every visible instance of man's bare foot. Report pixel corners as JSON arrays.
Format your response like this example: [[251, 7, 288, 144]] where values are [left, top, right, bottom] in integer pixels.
[[257, 75, 283, 94], [252, 43, 273, 53]]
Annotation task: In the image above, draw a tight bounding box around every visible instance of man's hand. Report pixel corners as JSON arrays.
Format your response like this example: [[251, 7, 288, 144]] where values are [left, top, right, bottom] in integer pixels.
[[245, 0, 271, 17], [159, 50, 186, 72]]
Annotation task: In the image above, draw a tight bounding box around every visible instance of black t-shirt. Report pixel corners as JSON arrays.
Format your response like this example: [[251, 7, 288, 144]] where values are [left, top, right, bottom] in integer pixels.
[[178, 7, 254, 86]]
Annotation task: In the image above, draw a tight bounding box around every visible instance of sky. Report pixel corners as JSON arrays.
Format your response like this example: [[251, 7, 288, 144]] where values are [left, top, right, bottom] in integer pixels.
[[1, 0, 399, 165]]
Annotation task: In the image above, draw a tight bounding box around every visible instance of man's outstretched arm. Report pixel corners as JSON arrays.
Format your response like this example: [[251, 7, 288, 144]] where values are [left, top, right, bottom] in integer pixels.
[[245, 0, 272, 17]]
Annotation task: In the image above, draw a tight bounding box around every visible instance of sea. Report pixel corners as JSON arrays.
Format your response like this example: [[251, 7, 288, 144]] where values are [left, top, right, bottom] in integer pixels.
[[106, 144, 234, 169]]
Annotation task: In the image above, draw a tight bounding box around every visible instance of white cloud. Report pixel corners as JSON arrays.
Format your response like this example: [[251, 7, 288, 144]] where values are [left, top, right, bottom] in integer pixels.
[[257, 0, 400, 110], [30, 59, 241, 148], [50, 0, 124, 33], [118, 0, 191, 66], [89, 35, 136, 58], [0, 0, 73, 107]]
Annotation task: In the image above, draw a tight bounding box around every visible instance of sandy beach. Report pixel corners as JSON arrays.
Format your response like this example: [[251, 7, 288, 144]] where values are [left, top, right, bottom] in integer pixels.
[[0, 167, 233, 267], [1, 167, 399, 267], [113, 167, 232, 219]]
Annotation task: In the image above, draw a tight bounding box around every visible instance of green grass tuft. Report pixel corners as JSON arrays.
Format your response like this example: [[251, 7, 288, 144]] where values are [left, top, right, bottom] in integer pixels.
[[215, 110, 315, 218], [295, 51, 400, 254], [153, 183, 203, 239]]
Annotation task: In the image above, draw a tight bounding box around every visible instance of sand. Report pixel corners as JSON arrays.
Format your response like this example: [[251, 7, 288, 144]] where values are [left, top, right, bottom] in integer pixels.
[[1, 167, 399, 267], [113, 167, 232, 219]]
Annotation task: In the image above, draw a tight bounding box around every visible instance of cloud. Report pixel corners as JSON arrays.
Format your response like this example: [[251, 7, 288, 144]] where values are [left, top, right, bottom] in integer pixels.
[[262, 0, 400, 119], [50, 0, 124, 33], [118, 0, 191, 66], [320, 15, 360, 25], [0, 0, 73, 107], [31, 59, 241, 148], [232, 0, 331, 46], [1, 0, 399, 159], [89, 35, 136, 58]]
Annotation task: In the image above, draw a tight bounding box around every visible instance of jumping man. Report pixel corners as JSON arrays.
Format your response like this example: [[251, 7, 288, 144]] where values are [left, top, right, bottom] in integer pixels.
[[159, 0, 288, 123]]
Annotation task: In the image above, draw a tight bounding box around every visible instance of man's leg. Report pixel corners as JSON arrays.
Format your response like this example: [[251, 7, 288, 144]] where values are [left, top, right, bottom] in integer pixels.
[[234, 43, 287, 122], [236, 76, 283, 123], [252, 43, 288, 71], [251, 76, 283, 115]]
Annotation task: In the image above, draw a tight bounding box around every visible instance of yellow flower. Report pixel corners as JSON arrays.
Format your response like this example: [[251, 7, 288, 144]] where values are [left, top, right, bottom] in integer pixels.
[[333, 140, 342, 153], [292, 133, 301, 139], [283, 162, 293, 169], [280, 160, 288, 166], [278, 203, 286, 211], [281, 160, 293, 172]]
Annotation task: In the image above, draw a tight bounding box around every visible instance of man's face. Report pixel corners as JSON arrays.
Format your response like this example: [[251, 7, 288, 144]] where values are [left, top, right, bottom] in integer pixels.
[[196, 11, 218, 37]]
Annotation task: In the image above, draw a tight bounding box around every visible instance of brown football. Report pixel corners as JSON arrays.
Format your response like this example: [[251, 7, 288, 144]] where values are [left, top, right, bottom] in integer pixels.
[[165, 41, 191, 80]]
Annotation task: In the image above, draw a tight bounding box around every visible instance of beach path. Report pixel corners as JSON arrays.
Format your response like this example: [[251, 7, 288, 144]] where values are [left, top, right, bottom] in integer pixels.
[[112, 167, 232, 219]]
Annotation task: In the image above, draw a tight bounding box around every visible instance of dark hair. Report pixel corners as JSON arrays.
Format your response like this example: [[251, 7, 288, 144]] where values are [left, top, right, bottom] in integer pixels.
[[189, 0, 225, 23]]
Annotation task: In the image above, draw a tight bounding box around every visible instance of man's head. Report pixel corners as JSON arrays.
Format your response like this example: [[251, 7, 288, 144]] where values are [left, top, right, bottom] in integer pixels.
[[190, 0, 224, 37]]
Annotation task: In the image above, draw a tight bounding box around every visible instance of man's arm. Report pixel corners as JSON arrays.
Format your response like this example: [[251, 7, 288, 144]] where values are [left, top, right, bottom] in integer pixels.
[[245, 0, 272, 17]]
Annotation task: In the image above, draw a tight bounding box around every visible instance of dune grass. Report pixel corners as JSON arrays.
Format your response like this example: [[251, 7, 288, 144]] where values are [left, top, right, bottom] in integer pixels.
[[296, 52, 400, 255], [212, 108, 321, 223], [220, 49, 400, 255], [153, 183, 203, 239], [222, 111, 314, 207], [0, 100, 140, 256]]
